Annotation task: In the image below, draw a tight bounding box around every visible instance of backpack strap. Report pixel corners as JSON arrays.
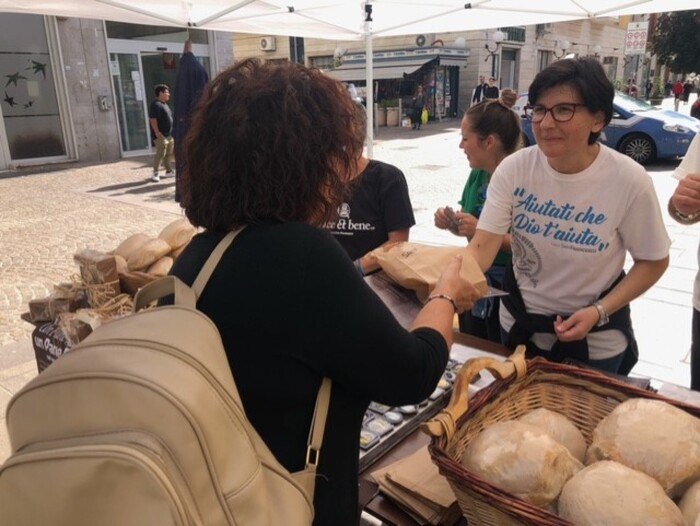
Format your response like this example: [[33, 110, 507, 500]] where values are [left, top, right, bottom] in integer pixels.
[[305, 378, 331, 471], [191, 227, 246, 298]]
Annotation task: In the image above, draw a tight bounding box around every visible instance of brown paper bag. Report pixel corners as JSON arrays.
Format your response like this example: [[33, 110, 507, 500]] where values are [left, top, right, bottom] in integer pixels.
[[371, 242, 488, 302]]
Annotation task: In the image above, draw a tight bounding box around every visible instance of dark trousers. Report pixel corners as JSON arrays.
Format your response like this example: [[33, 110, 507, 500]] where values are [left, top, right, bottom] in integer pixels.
[[692, 307, 700, 391], [411, 108, 422, 128]]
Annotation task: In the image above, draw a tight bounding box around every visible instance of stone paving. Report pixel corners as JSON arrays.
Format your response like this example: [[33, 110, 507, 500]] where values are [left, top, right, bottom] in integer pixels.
[[1, 100, 699, 523]]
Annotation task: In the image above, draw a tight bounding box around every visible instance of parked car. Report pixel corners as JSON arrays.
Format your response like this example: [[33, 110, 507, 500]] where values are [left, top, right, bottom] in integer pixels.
[[514, 91, 700, 164]]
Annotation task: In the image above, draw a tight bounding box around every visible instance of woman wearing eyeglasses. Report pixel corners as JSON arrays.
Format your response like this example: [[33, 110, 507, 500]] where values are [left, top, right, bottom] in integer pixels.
[[464, 57, 670, 375]]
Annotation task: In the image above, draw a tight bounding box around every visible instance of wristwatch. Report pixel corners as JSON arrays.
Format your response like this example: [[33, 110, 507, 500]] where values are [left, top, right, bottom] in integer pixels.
[[592, 301, 609, 327]]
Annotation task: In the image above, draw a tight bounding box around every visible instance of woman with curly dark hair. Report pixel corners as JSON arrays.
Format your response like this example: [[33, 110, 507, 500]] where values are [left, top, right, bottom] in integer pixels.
[[171, 59, 481, 525]]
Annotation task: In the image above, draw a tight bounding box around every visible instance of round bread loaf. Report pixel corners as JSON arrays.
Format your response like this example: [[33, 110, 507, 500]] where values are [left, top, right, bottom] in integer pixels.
[[158, 218, 196, 250], [460, 420, 582, 508], [127, 238, 172, 271], [558, 460, 685, 526], [112, 233, 150, 260], [518, 408, 587, 462], [585, 398, 700, 498], [680, 480, 700, 526]]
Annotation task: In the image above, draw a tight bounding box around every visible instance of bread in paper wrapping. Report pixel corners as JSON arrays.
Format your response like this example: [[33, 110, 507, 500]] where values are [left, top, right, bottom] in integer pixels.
[[112, 233, 150, 260], [158, 218, 196, 249], [127, 238, 172, 271], [680, 480, 700, 526], [147, 256, 174, 277], [558, 461, 685, 526], [518, 408, 587, 462], [585, 398, 700, 498], [371, 242, 488, 302], [460, 420, 582, 508]]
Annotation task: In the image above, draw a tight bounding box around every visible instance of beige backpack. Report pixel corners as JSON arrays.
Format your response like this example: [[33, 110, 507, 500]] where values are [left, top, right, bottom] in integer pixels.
[[0, 228, 330, 526]]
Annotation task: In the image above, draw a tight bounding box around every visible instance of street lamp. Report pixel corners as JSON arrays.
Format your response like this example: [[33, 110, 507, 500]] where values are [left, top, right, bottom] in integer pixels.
[[553, 40, 570, 59], [591, 44, 602, 58], [484, 29, 505, 77]]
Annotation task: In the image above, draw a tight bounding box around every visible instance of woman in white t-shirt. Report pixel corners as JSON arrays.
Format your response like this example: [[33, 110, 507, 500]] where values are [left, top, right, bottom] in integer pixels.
[[465, 57, 671, 374]]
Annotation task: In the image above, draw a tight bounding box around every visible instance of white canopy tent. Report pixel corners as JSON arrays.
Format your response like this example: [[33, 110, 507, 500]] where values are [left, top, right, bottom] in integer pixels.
[[2, 0, 698, 154]]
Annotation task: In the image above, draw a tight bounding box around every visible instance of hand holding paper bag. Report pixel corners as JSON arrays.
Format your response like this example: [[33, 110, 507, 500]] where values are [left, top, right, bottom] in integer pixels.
[[371, 242, 488, 310]]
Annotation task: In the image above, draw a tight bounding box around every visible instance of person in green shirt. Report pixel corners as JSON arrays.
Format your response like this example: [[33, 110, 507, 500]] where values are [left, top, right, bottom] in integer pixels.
[[434, 98, 522, 341]]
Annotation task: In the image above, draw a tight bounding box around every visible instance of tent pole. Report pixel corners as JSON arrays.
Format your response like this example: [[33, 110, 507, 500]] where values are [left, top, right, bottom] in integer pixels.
[[364, 5, 374, 159]]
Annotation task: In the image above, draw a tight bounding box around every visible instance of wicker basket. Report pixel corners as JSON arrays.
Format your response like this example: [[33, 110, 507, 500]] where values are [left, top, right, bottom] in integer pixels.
[[422, 347, 700, 526]]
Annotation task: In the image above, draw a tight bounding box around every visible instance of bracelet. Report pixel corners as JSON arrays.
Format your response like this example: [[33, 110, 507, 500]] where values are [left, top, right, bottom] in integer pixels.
[[424, 293, 458, 313], [668, 198, 700, 224], [355, 258, 365, 276]]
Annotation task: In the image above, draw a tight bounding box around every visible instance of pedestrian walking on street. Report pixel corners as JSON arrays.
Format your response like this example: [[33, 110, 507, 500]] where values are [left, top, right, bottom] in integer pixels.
[[669, 132, 700, 390], [684, 79, 694, 106], [173, 40, 209, 201], [411, 85, 426, 130], [673, 80, 684, 112], [148, 84, 174, 183]]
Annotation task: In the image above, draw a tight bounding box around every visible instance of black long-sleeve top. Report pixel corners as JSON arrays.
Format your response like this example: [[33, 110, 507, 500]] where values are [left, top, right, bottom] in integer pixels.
[[170, 222, 448, 525]]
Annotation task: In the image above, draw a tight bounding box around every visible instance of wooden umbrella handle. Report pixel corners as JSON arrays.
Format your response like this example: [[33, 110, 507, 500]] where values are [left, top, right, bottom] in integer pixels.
[[421, 346, 527, 440]]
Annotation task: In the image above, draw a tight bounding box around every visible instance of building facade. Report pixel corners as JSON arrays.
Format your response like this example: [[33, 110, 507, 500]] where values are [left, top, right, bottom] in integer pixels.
[[233, 18, 630, 119], [0, 14, 234, 171]]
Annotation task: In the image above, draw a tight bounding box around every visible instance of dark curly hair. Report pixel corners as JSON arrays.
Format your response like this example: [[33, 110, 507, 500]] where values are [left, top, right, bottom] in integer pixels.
[[180, 59, 361, 231], [528, 57, 613, 145]]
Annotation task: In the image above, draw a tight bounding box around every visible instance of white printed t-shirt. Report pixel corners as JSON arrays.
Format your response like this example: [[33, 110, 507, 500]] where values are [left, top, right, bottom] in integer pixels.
[[478, 144, 671, 359], [673, 132, 700, 311]]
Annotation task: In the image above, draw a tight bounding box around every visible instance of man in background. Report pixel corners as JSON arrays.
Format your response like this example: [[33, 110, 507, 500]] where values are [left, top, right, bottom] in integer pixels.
[[484, 77, 500, 100], [149, 84, 173, 183], [173, 39, 209, 201], [472, 75, 488, 105]]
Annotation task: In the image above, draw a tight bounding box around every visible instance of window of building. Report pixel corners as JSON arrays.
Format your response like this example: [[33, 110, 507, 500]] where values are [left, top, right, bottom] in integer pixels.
[[310, 56, 335, 70], [537, 50, 553, 72], [0, 13, 66, 161]]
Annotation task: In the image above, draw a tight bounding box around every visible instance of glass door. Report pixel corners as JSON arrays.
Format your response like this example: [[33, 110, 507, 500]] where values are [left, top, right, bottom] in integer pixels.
[[110, 52, 150, 154]]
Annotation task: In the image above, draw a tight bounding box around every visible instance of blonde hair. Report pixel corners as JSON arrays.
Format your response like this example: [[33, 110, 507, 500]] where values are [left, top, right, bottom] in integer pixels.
[[499, 88, 517, 109]]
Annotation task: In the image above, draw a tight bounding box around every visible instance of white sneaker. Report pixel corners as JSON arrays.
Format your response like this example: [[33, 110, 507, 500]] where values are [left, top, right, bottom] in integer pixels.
[[164, 170, 175, 178], [150, 173, 160, 183]]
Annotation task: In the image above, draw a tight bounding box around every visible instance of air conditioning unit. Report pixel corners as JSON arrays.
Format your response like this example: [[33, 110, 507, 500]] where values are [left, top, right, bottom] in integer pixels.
[[259, 36, 276, 51]]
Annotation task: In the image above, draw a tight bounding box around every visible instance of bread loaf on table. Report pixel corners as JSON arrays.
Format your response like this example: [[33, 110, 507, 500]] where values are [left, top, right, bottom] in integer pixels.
[[126, 238, 172, 271], [680, 480, 700, 526], [112, 233, 150, 260], [460, 420, 582, 508], [585, 398, 700, 498], [147, 256, 174, 277], [158, 218, 196, 249], [518, 408, 587, 462], [558, 460, 685, 526]]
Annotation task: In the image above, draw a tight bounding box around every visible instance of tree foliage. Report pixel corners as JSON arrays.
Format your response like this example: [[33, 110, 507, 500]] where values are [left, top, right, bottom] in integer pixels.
[[652, 10, 700, 74]]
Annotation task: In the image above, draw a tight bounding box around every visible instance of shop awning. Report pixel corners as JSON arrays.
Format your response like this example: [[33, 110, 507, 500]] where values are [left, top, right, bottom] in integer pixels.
[[326, 56, 463, 82]]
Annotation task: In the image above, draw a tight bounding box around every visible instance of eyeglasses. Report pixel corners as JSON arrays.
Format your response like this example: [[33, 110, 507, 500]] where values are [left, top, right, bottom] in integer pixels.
[[526, 103, 587, 123]]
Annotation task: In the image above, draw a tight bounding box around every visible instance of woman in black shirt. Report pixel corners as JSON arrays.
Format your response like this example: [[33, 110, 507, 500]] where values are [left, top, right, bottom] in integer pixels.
[[173, 59, 481, 526]]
